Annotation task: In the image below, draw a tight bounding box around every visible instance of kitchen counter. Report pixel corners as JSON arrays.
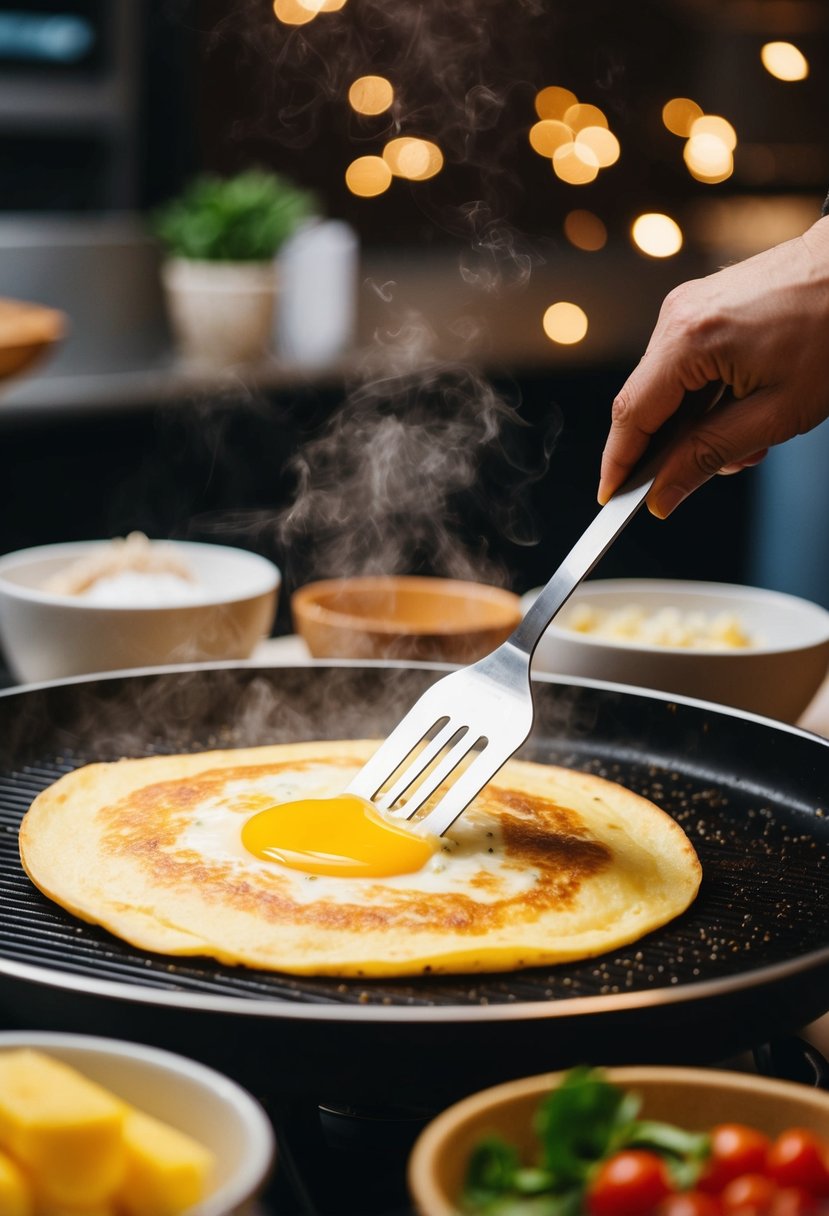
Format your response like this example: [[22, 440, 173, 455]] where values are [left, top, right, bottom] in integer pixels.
[[0, 215, 713, 418], [797, 669, 829, 738]]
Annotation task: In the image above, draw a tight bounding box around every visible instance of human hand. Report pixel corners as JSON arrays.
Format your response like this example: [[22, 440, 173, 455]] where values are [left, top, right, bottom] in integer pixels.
[[598, 214, 829, 517]]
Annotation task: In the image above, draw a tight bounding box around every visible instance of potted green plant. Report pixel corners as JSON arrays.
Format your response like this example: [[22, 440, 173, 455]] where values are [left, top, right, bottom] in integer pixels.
[[153, 170, 316, 367]]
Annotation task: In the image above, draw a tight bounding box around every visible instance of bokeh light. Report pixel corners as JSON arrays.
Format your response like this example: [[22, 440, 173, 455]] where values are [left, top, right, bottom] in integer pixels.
[[348, 75, 394, 115], [761, 41, 809, 81], [563, 102, 608, 132], [535, 86, 577, 120], [552, 142, 599, 185], [345, 156, 392, 197], [273, 0, 317, 25], [529, 119, 572, 157], [575, 126, 620, 168], [662, 97, 703, 137], [684, 133, 734, 182], [543, 302, 588, 345], [383, 137, 443, 180], [631, 213, 683, 258], [689, 114, 737, 151], [564, 210, 607, 251]]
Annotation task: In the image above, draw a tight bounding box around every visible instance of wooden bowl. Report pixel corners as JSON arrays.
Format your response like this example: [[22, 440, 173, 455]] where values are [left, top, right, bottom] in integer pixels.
[[291, 575, 523, 664], [408, 1066, 829, 1216], [0, 297, 65, 383]]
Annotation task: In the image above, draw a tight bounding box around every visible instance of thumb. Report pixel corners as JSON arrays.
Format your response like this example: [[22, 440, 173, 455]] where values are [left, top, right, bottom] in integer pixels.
[[648, 389, 782, 518]]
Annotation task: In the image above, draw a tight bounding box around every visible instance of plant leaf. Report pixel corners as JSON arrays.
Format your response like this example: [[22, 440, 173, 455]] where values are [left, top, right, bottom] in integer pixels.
[[152, 170, 317, 261], [534, 1067, 641, 1186]]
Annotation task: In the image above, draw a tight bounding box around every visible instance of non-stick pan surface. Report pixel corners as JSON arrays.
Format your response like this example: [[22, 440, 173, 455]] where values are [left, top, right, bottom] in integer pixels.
[[0, 661, 827, 1107]]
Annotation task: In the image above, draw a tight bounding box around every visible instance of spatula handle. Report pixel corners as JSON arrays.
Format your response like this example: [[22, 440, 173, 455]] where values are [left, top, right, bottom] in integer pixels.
[[509, 382, 726, 659]]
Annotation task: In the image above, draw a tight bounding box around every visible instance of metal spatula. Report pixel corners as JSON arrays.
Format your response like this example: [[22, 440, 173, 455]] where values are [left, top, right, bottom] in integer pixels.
[[346, 385, 723, 837]]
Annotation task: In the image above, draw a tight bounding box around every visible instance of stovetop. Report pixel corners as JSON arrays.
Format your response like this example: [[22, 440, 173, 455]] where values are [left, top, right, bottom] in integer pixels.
[[253, 1020, 829, 1216]]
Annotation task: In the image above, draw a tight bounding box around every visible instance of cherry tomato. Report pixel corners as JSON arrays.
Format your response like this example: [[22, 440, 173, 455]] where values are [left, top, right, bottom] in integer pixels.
[[765, 1130, 829, 1197], [769, 1187, 819, 1216], [656, 1191, 723, 1216], [588, 1150, 674, 1216], [720, 1173, 777, 1215], [699, 1125, 773, 1194]]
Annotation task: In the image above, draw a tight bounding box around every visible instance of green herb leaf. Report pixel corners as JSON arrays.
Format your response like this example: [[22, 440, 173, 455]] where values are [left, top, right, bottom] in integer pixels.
[[464, 1136, 522, 1205], [628, 1119, 710, 1160], [460, 1068, 714, 1214], [468, 1192, 583, 1216], [628, 1119, 711, 1189], [534, 1067, 641, 1185], [513, 1168, 555, 1195]]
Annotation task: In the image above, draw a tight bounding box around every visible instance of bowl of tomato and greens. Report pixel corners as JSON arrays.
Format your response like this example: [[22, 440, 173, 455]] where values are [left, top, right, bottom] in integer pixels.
[[407, 1066, 829, 1216]]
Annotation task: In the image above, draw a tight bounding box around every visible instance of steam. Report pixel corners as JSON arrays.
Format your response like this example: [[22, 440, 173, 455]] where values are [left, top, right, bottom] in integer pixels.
[[457, 202, 537, 293], [189, 2, 568, 609], [0, 666, 598, 772], [275, 304, 560, 589], [222, 0, 549, 164]]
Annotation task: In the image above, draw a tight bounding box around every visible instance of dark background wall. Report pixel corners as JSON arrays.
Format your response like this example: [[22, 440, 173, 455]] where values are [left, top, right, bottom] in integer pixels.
[[0, 0, 820, 631]]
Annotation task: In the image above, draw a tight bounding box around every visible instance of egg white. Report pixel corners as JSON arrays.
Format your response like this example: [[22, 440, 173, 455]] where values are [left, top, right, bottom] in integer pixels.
[[177, 764, 540, 905]]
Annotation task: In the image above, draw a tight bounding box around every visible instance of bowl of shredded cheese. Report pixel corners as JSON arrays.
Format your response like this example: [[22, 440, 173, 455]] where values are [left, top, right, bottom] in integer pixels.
[[0, 534, 279, 683], [521, 578, 829, 723]]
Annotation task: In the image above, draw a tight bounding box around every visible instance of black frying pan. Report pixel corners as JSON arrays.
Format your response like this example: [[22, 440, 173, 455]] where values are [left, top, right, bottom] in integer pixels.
[[0, 661, 827, 1109]]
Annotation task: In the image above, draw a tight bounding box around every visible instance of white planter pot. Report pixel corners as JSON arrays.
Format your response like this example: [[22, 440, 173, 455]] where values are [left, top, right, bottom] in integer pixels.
[[161, 257, 277, 368]]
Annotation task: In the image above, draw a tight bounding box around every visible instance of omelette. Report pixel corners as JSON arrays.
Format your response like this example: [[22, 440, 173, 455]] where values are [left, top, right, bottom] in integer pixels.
[[19, 741, 701, 978]]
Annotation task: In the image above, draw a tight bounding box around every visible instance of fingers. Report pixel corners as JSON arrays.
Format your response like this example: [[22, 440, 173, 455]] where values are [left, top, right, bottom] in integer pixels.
[[597, 360, 692, 505], [718, 449, 769, 475], [646, 393, 780, 518]]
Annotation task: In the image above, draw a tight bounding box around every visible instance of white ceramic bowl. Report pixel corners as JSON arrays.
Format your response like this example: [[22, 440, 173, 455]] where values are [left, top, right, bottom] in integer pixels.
[[0, 540, 280, 683], [0, 1030, 274, 1215], [522, 578, 829, 723]]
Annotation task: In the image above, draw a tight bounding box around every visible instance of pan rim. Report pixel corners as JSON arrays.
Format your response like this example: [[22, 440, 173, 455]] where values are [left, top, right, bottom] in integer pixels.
[[1, 656, 828, 749], [0, 942, 827, 1023], [2, 659, 827, 1022]]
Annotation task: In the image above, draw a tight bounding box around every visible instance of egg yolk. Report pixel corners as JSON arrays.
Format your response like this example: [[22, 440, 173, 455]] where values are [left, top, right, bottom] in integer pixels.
[[240, 794, 437, 878]]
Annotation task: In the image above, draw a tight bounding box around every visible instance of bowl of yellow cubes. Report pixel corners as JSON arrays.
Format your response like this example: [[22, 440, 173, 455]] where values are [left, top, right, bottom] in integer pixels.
[[521, 578, 829, 723], [0, 1031, 275, 1215]]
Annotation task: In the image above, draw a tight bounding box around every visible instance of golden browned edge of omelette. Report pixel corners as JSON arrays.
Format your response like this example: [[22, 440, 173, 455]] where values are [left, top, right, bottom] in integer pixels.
[[19, 740, 702, 978]]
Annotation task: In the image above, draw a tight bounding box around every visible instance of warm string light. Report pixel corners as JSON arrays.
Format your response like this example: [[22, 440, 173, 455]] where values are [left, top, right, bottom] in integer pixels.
[[273, 0, 347, 24], [761, 41, 809, 81], [663, 96, 736, 184], [661, 97, 702, 137], [383, 137, 443, 181], [348, 75, 394, 116], [631, 213, 683, 258], [564, 210, 607, 252], [345, 135, 444, 196], [342, 73, 443, 195], [344, 155, 392, 197], [543, 302, 588, 345], [530, 86, 619, 186]]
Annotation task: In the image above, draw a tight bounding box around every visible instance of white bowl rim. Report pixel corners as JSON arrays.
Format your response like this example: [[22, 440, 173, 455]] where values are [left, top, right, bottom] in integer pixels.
[[0, 540, 280, 611], [0, 1029, 275, 1215], [521, 578, 829, 657]]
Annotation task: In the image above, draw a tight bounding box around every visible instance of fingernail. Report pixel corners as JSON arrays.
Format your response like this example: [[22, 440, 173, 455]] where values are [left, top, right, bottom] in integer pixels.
[[651, 484, 689, 519]]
